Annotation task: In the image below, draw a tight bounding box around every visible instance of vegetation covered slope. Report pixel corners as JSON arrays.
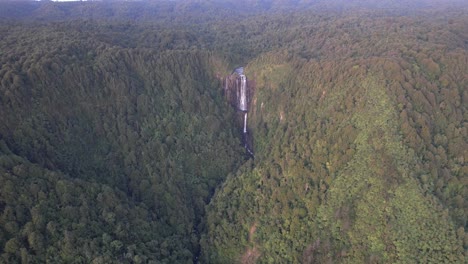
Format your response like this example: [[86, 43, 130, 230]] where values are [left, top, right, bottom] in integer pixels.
[[202, 8, 467, 264], [0, 1, 467, 263], [0, 22, 244, 262]]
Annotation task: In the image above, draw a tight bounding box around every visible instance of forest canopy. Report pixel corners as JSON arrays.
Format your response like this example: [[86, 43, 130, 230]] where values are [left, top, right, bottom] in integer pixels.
[[0, 0, 467, 263]]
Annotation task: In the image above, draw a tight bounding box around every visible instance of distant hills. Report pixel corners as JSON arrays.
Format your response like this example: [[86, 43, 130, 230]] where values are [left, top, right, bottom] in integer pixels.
[[1, 0, 468, 21]]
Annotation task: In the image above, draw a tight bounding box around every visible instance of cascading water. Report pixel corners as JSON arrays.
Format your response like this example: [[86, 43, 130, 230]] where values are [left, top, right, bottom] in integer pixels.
[[239, 74, 247, 112], [224, 76, 228, 92], [243, 113, 247, 133], [223, 67, 254, 158]]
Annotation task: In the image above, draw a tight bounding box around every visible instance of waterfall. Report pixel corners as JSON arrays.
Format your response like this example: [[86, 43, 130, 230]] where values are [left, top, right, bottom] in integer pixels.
[[224, 67, 254, 158], [243, 113, 247, 133], [224, 77, 228, 92], [239, 74, 247, 111]]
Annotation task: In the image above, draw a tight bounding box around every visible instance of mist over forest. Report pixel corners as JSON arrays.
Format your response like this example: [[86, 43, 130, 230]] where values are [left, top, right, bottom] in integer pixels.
[[0, 0, 467, 263]]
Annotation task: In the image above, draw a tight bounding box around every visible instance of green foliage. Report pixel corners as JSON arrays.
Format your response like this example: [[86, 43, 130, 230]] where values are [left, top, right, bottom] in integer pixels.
[[0, 1, 467, 263], [0, 20, 244, 262], [314, 77, 462, 263], [203, 8, 467, 263]]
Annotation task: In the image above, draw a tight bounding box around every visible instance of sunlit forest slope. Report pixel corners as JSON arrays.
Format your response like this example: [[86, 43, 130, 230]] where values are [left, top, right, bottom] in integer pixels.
[[0, 0, 467, 263]]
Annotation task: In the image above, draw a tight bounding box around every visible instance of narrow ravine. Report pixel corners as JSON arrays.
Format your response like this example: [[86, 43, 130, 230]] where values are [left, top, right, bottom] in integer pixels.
[[193, 67, 254, 263]]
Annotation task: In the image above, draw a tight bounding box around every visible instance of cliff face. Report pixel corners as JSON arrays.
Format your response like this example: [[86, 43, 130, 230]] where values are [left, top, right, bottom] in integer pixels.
[[223, 68, 255, 157], [223, 70, 254, 113]]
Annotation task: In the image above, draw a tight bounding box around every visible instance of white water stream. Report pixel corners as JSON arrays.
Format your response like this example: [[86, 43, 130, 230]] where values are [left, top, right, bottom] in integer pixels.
[[243, 113, 247, 133], [239, 74, 247, 111]]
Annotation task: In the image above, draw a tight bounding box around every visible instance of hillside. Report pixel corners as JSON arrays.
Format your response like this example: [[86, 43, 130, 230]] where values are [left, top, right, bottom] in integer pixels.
[[0, 1, 467, 263], [0, 21, 245, 262], [201, 6, 467, 264]]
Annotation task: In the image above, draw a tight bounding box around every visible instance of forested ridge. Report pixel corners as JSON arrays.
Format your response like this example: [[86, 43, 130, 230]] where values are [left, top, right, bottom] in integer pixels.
[[0, 0, 467, 263]]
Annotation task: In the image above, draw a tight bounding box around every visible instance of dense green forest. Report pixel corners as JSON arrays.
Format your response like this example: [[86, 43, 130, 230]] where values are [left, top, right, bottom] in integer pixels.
[[0, 0, 467, 263]]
